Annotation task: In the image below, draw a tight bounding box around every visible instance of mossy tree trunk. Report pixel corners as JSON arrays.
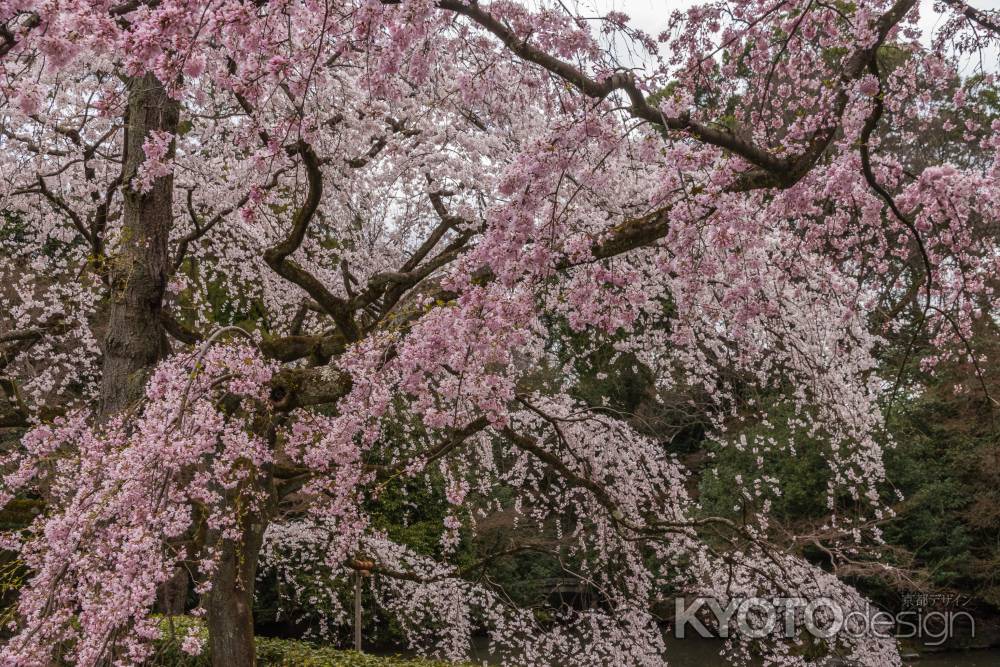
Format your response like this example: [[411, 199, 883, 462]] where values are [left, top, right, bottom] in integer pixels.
[[98, 72, 178, 421]]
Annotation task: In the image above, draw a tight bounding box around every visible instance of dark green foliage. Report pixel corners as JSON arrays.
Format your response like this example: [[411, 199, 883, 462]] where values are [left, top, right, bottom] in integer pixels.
[[367, 474, 455, 559], [0, 210, 29, 245], [152, 616, 460, 666], [697, 409, 832, 523], [0, 498, 43, 532], [879, 368, 1000, 604]]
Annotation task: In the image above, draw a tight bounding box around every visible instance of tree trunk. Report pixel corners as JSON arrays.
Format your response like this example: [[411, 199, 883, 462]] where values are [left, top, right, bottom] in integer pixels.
[[98, 73, 188, 616], [94, 70, 267, 665], [156, 566, 189, 616], [98, 72, 178, 420], [205, 510, 269, 667]]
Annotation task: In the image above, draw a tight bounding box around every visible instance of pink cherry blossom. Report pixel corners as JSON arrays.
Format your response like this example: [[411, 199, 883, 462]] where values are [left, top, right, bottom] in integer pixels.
[[1, 0, 998, 665]]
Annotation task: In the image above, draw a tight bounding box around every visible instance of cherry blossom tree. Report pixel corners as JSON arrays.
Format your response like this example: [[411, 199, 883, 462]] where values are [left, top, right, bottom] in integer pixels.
[[1, 0, 999, 665]]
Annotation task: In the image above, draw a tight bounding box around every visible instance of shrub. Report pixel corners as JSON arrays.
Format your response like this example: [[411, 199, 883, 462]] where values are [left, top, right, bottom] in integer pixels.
[[151, 616, 458, 667]]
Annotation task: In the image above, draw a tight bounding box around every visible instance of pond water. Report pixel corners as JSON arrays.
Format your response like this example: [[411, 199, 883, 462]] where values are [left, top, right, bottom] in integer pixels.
[[650, 642, 1000, 666], [657, 639, 1000, 666], [907, 649, 1000, 667], [448, 636, 1000, 665]]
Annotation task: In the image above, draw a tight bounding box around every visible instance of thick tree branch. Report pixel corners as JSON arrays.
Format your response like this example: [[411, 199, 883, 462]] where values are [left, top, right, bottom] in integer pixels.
[[502, 426, 742, 537], [410, 0, 916, 191], [259, 332, 347, 364], [368, 416, 489, 480], [940, 0, 1000, 36], [262, 141, 359, 340], [350, 189, 477, 325], [268, 365, 353, 412], [159, 309, 203, 345]]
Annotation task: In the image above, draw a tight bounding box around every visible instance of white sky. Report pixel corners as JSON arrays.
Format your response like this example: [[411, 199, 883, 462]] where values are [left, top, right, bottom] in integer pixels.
[[590, 0, 1000, 71], [600, 0, 1000, 38]]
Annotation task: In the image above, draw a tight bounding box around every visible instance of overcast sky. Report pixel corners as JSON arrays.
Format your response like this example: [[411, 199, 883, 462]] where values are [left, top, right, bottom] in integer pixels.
[[598, 0, 1000, 38], [580, 0, 1000, 73]]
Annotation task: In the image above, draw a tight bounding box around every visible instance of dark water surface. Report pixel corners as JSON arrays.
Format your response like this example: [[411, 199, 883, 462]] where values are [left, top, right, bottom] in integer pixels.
[[450, 636, 1000, 665], [655, 640, 1000, 667], [908, 649, 1000, 667]]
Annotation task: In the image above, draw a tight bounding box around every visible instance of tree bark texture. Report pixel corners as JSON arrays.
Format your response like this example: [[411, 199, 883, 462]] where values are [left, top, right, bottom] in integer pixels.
[[204, 505, 270, 667], [98, 72, 178, 420]]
